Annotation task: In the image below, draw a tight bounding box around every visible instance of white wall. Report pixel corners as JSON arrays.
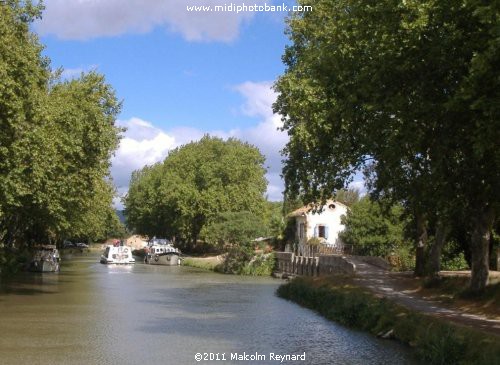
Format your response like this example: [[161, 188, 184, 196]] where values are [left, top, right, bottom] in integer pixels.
[[295, 202, 348, 247]]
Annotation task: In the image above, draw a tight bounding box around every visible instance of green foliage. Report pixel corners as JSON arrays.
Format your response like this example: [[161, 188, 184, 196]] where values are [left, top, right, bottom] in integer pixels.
[[274, 0, 500, 290], [340, 197, 410, 257], [218, 245, 274, 276], [0, 2, 121, 251], [262, 201, 285, 239], [240, 252, 275, 276], [390, 245, 415, 272], [306, 237, 322, 246], [440, 240, 469, 271], [218, 245, 254, 274], [202, 211, 266, 248], [101, 210, 128, 240], [124, 136, 268, 248], [278, 278, 500, 365], [334, 189, 360, 207]]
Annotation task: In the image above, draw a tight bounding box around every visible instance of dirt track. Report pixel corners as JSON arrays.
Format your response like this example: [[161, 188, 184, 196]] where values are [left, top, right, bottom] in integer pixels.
[[347, 257, 500, 336]]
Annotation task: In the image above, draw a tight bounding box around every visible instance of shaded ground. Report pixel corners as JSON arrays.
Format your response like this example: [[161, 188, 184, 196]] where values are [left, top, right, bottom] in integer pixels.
[[347, 257, 500, 336]]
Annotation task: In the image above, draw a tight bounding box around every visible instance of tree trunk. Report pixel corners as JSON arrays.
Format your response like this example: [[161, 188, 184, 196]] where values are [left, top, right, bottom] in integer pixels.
[[469, 206, 495, 293], [414, 213, 428, 277], [426, 221, 449, 278]]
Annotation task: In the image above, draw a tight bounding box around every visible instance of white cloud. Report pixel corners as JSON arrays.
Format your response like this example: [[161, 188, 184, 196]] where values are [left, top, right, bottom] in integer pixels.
[[111, 118, 175, 192], [348, 180, 366, 196], [35, 0, 264, 42], [231, 81, 287, 199]]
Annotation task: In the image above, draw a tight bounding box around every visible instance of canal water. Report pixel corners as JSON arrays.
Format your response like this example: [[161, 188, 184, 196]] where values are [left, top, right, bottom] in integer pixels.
[[0, 254, 418, 364]]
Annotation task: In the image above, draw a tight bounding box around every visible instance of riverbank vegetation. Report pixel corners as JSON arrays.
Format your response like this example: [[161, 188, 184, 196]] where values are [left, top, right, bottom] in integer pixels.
[[183, 251, 275, 276], [274, 0, 499, 292], [0, 2, 124, 275], [278, 277, 500, 365]]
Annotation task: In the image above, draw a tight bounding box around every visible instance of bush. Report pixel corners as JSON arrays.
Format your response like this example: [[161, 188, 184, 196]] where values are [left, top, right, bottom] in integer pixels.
[[218, 245, 275, 276], [389, 245, 415, 272], [240, 253, 275, 276], [218, 245, 251, 274], [441, 240, 469, 271], [340, 197, 411, 258]]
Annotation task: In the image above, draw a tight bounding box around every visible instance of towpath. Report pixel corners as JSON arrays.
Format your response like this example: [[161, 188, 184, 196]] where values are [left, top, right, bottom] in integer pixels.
[[347, 257, 500, 336]]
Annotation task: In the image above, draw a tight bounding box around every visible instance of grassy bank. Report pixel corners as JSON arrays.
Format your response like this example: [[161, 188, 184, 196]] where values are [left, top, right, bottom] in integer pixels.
[[182, 256, 222, 271], [277, 277, 500, 365], [182, 252, 275, 276]]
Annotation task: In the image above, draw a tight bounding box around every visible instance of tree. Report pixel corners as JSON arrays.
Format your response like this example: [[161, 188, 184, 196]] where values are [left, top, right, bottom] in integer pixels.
[[0, 1, 48, 246], [262, 201, 286, 239], [274, 0, 499, 291], [334, 188, 360, 207], [125, 136, 268, 249], [340, 197, 409, 257], [0, 2, 122, 248], [202, 211, 267, 249]]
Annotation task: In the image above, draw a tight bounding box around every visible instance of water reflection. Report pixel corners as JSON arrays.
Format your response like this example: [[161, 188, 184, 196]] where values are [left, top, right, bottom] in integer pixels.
[[0, 255, 419, 364]]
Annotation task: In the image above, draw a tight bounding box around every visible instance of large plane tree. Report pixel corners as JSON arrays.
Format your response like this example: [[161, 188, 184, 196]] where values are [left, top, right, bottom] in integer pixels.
[[274, 0, 499, 291]]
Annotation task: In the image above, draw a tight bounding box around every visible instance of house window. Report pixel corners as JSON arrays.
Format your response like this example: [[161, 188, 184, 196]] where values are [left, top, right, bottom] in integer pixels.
[[315, 225, 329, 239], [299, 223, 305, 239], [318, 225, 326, 238]]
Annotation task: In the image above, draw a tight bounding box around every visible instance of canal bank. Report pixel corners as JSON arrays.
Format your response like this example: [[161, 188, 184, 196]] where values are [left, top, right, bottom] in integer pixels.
[[0, 255, 419, 364], [277, 277, 500, 365]]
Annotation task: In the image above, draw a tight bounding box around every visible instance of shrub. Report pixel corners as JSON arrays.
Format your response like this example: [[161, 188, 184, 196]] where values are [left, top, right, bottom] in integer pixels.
[[390, 245, 415, 272], [240, 253, 275, 276], [441, 240, 469, 271], [218, 245, 275, 276], [340, 197, 411, 258]]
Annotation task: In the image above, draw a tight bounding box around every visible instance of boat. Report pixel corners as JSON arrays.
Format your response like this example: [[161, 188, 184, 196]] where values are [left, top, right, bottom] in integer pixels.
[[29, 245, 61, 272], [144, 238, 181, 266], [100, 242, 135, 264]]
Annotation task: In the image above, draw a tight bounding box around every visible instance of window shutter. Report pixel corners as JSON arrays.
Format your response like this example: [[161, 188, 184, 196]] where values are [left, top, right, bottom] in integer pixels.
[[314, 226, 318, 237], [325, 225, 329, 240]]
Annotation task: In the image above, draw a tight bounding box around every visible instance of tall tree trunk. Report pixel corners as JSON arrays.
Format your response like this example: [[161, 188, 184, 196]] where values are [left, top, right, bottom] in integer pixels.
[[426, 221, 449, 278], [414, 213, 428, 277], [469, 206, 495, 293]]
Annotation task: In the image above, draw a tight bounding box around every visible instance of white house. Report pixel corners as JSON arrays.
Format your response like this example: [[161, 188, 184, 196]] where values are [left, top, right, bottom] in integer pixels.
[[288, 200, 348, 248]]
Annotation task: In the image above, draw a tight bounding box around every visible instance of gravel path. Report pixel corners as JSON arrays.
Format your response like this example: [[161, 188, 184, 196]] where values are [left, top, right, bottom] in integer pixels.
[[347, 257, 500, 336]]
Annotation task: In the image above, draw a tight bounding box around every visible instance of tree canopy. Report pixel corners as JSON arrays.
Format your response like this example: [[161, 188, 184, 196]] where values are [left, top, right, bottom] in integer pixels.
[[124, 136, 268, 248], [274, 0, 499, 291], [340, 197, 409, 258], [0, 1, 122, 247]]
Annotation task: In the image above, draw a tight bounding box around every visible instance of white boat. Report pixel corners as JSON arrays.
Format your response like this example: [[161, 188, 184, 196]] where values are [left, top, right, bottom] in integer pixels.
[[145, 238, 181, 266], [100, 244, 135, 264], [29, 245, 61, 272]]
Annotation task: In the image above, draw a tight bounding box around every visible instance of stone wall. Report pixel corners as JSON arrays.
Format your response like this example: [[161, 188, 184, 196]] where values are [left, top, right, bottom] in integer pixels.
[[350, 255, 391, 271], [275, 252, 356, 277], [318, 255, 356, 275]]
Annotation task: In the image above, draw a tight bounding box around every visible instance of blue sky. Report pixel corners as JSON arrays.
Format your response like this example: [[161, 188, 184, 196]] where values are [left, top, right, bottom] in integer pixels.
[[34, 0, 363, 207]]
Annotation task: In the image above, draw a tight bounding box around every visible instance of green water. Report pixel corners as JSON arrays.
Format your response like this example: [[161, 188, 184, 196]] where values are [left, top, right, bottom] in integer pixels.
[[0, 254, 418, 364]]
